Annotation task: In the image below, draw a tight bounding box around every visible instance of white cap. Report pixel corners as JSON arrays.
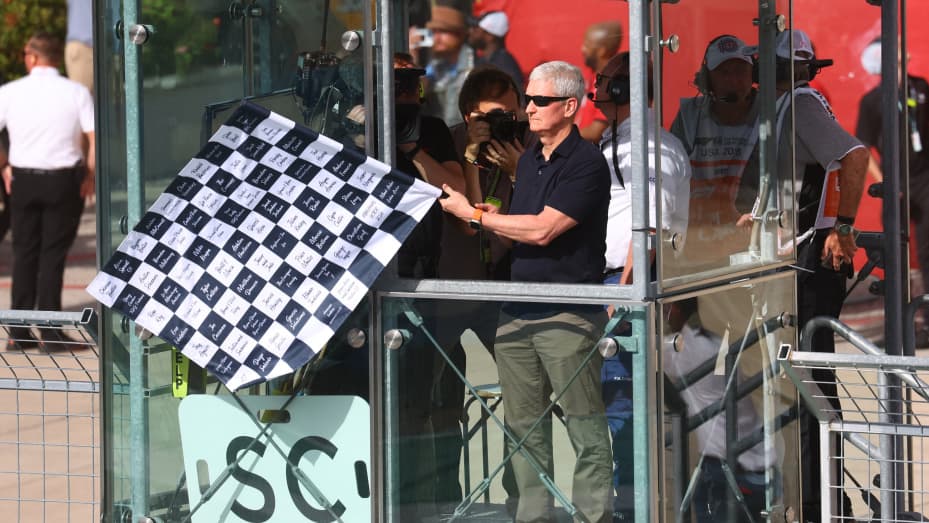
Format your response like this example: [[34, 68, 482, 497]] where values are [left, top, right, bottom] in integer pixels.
[[478, 11, 509, 38], [775, 29, 815, 61], [860, 39, 881, 75], [705, 35, 753, 71]]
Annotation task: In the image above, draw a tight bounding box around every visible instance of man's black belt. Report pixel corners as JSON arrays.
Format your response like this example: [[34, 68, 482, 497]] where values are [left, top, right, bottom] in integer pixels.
[[12, 166, 81, 176], [604, 266, 625, 277]]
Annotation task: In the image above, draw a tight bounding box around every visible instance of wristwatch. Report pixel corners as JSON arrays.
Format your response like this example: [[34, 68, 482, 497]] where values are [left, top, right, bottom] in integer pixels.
[[468, 208, 483, 231], [834, 222, 854, 236]]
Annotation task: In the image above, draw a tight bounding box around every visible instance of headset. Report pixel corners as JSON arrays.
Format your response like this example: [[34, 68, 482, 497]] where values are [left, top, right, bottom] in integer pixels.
[[767, 56, 833, 84], [587, 53, 653, 106], [693, 34, 759, 97], [598, 73, 632, 106]]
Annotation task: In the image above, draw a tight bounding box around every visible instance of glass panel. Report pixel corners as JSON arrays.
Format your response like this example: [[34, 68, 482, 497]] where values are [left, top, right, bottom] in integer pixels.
[[380, 295, 636, 522], [656, 0, 795, 289], [659, 271, 800, 522], [97, 0, 373, 520]]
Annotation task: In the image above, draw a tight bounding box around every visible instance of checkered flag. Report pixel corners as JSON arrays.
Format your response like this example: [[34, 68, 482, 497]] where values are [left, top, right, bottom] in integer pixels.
[[87, 102, 440, 390]]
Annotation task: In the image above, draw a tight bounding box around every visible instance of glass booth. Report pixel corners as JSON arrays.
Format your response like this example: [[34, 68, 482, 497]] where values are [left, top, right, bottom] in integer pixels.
[[94, 0, 803, 521]]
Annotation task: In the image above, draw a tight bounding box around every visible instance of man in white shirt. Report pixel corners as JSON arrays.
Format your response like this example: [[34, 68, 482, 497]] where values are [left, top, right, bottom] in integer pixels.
[[593, 52, 691, 285], [0, 32, 95, 348], [590, 51, 691, 519]]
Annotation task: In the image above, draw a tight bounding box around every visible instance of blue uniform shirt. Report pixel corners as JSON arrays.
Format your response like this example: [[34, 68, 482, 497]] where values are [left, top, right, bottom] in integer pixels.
[[508, 125, 610, 284]]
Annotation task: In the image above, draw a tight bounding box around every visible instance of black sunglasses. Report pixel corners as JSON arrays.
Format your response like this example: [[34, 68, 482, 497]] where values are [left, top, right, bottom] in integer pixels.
[[524, 93, 571, 107]]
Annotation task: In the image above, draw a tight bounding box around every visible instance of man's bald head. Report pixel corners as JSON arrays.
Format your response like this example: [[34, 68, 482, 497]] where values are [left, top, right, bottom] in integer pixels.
[[585, 21, 623, 57], [581, 21, 623, 72]]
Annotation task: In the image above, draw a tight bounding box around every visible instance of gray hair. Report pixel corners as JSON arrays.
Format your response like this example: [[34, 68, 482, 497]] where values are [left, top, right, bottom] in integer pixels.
[[528, 61, 586, 105]]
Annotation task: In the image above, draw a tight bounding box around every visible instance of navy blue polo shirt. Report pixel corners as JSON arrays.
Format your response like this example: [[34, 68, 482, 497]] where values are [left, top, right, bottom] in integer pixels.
[[508, 125, 610, 283]]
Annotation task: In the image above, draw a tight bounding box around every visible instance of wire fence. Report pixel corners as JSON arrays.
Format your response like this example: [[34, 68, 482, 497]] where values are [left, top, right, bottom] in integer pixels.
[[0, 309, 99, 523], [784, 347, 929, 523]]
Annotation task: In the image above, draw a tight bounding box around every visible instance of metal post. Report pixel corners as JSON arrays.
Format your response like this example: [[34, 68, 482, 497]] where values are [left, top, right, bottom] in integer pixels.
[[629, 0, 649, 302], [820, 423, 834, 523], [376, 0, 396, 166], [378, 296, 399, 523], [630, 307, 655, 523], [120, 0, 150, 519], [880, 0, 906, 517]]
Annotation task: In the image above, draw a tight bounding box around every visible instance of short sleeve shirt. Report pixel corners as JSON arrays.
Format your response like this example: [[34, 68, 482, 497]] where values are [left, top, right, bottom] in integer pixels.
[[509, 125, 610, 283], [0, 66, 94, 169], [793, 92, 862, 172], [855, 76, 929, 177]]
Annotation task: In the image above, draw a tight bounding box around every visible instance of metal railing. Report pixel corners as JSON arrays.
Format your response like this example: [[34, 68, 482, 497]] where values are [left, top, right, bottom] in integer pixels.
[[782, 316, 929, 523], [0, 308, 100, 522]]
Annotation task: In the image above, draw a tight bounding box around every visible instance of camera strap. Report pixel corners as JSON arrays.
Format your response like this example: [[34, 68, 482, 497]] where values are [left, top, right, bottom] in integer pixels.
[[480, 166, 504, 265], [609, 120, 625, 190], [485, 165, 503, 198]]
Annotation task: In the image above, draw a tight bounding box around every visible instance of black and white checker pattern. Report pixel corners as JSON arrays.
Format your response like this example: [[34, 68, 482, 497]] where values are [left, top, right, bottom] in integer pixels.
[[88, 102, 440, 391]]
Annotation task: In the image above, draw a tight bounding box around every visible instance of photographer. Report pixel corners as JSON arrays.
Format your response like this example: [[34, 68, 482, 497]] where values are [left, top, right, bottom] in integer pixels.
[[432, 64, 528, 510]]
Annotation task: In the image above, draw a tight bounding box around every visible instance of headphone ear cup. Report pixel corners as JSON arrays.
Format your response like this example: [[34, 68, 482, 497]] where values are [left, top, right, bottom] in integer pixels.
[[609, 76, 630, 105]]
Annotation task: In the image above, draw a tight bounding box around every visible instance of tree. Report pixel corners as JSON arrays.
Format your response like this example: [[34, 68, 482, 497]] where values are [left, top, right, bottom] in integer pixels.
[[0, 0, 67, 83]]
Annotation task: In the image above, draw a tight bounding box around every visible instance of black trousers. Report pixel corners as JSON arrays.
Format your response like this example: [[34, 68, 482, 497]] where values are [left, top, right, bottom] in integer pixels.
[[909, 173, 929, 305], [10, 168, 84, 312], [796, 232, 852, 521]]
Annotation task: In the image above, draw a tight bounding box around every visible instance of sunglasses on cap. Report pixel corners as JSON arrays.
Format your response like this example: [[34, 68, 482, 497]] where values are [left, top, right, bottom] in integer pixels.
[[524, 93, 571, 107]]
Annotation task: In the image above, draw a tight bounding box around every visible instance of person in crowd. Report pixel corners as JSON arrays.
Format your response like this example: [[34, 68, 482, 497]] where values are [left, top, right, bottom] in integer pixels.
[[670, 34, 759, 267], [440, 60, 613, 523], [411, 5, 475, 127], [432, 64, 528, 511], [771, 29, 868, 522], [855, 40, 929, 344], [663, 298, 777, 523], [577, 20, 623, 143], [390, 53, 466, 521], [0, 32, 94, 349], [469, 11, 524, 90], [591, 50, 691, 520], [66, 0, 94, 95], [594, 52, 691, 284]]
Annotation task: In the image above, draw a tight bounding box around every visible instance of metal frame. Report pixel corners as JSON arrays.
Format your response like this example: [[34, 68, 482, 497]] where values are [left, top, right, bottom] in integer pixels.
[[782, 316, 928, 522], [1, 309, 101, 522], [89, 0, 809, 522]]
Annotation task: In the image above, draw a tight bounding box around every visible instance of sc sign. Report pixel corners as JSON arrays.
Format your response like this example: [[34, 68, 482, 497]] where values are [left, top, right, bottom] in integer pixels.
[[179, 395, 370, 522]]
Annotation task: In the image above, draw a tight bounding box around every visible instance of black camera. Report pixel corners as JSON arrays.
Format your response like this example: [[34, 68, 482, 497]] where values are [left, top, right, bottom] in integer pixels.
[[477, 109, 526, 144], [296, 51, 341, 106]]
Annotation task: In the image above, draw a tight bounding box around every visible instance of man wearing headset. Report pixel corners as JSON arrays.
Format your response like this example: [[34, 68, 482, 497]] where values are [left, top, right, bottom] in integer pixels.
[[670, 35, 759, 266], [592, 51, 691, 520], [765, 29, 868, 522]]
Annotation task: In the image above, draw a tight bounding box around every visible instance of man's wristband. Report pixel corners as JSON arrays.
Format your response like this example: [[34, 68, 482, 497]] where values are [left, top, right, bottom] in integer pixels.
[[836, 215, 855, 225], [468, 207, 483, 231]]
